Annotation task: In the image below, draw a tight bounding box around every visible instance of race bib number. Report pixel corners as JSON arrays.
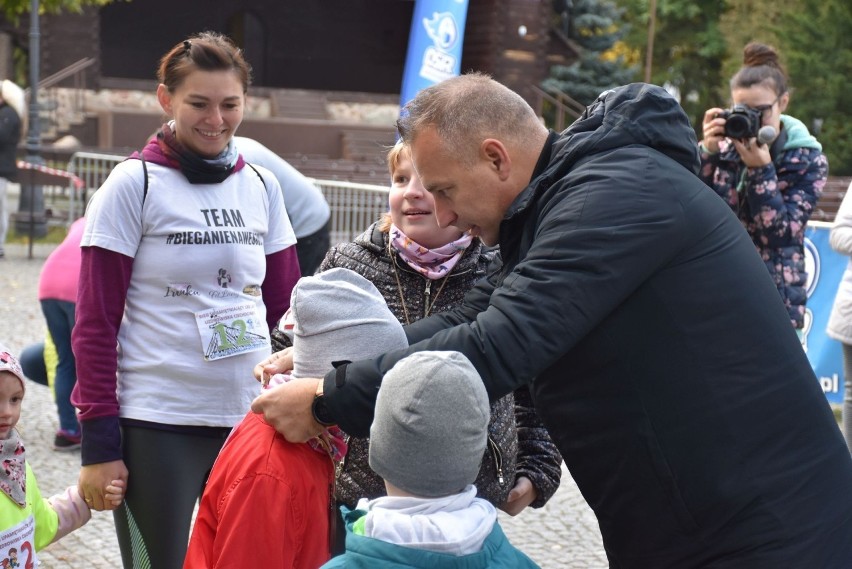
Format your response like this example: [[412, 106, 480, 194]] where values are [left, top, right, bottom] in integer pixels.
[[195, 302, 271, 361], [0, 516, 37, 568]]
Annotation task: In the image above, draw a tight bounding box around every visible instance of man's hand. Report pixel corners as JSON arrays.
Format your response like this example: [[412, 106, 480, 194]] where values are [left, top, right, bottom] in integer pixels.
[[253, 347, 294, 387], [79, 460, 129, 512], [498, 476, 538, 516], [251, 376, 325, 442]]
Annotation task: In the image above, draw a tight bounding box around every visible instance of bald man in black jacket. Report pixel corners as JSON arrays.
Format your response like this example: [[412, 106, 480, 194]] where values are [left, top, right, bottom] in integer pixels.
[[253, 76, 852, 568]]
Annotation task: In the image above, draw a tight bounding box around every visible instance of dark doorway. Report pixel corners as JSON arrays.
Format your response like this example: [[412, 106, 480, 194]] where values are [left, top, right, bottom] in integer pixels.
[[227, 11, 266, 84]]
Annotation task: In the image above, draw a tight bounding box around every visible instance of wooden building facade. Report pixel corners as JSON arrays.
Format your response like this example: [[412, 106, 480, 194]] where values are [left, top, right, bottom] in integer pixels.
[[0, 1, 578, 161], [25, 0, 575, 104]]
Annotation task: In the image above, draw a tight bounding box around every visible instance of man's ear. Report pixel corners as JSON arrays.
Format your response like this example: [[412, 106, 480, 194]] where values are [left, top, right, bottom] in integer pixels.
[[481, 139, 511, 181], [156, 84, 172, 115]]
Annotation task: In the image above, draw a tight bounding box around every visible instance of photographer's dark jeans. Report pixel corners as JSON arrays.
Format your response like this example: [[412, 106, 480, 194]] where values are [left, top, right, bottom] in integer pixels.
[[41, 298, 79, 434], [295, 218, 331, 276]]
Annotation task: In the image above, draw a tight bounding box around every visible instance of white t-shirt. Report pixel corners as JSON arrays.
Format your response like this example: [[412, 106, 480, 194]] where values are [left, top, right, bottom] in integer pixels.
[[235, 137, 330, 237], [82, 160, 296, 426]]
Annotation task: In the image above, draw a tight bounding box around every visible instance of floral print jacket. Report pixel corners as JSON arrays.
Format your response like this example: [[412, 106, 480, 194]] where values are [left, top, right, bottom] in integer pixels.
[[698, 114, 828, 328]]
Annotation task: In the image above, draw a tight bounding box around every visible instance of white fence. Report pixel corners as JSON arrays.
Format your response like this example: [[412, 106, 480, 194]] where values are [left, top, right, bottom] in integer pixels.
[[66, 151, 127, 222], [312, 179, 389, 245], [63, 151, 389, 244]]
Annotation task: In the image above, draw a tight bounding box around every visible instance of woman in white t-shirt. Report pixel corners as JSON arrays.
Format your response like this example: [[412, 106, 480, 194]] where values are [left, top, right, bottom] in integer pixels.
[[71, 31, 300, 568]]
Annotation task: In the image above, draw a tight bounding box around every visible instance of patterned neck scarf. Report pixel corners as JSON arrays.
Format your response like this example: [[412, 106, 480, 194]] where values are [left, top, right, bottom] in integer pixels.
[[266, 373, 347, 463], [0, 430, 26, 507], [149, 121, 240, 184], [389, 224, 473, 280]]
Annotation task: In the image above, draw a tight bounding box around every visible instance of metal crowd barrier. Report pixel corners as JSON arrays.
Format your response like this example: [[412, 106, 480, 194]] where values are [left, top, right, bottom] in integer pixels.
[[309, 178, 388, 245], [66, 151, 127, 223], [64, 151, 389, 244]]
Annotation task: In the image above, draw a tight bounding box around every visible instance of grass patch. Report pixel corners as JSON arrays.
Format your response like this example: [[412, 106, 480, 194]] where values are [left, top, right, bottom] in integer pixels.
[[8, 224, 69, 245], [833, 404, 843, 425]]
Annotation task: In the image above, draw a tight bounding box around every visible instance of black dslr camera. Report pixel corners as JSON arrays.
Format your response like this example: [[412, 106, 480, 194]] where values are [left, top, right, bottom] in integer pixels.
[[718, 104, 761, 140]]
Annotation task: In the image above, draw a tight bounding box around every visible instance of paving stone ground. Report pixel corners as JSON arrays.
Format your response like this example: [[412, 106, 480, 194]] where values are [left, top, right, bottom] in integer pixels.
[[1, 225, 608, 568]]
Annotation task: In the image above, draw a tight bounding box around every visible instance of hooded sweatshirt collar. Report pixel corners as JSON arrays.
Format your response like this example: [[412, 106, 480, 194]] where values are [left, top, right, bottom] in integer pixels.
[[503, 83, 700, 231]]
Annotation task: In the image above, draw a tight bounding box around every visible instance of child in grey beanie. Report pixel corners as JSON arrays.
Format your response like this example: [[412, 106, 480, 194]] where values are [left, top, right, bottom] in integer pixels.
[[322, 351, 540, 568], [290, 267, 409, 379], [369, 350, 490, 497]]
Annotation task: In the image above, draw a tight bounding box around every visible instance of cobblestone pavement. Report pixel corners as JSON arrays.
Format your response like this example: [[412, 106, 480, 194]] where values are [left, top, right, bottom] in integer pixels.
[[0, 240, 608, 568]]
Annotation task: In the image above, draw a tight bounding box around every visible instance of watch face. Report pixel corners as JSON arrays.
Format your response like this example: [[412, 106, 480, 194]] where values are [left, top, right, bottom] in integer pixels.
[[312, 395, 334, 426]]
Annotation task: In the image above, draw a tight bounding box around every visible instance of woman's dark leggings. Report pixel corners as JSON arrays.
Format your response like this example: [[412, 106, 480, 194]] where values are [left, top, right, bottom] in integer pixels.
[[113, 424, 229, 569]]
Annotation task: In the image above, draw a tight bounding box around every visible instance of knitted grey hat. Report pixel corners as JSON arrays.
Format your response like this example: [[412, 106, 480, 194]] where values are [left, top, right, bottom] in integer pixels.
[[290, 268, 408, 378], [369, 350, 490, 498]]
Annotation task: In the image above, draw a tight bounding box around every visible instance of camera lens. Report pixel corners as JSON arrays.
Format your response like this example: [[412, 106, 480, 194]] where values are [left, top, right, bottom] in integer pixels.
[[723, 104, 761, 140], [725, 114, 750, 139]]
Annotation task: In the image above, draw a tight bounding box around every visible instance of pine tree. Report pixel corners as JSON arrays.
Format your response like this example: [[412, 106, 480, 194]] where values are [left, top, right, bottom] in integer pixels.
[[619, 0, 729, 130], [543, 0, 636, 107], [779, 0, 852, 174]]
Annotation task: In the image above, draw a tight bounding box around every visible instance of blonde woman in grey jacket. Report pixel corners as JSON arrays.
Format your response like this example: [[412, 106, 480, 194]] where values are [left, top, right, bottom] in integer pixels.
[[826, 179, 852, 453]]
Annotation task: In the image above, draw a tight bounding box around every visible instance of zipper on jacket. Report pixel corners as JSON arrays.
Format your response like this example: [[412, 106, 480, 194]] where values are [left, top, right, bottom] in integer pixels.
[[424, 279, 432, 316], [335, 434, 350, 479], [487, 435, 504, 485]]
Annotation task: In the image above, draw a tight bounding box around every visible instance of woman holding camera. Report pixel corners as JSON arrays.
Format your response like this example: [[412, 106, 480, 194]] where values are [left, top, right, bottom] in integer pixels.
[[698, 42, 827, 331]]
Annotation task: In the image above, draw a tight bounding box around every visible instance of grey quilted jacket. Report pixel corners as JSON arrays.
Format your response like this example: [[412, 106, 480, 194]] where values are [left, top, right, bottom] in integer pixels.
[[318, 222, 562, 509]]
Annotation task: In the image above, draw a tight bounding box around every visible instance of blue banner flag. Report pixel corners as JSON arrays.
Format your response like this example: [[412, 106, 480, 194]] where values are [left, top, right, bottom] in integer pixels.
[[400, 0, 469, 108], [802, 221, 845, 405]]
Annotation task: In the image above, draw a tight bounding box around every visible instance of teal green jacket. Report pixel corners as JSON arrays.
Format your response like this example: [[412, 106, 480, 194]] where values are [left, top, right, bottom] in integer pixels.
[[321, 508, 540, 569]]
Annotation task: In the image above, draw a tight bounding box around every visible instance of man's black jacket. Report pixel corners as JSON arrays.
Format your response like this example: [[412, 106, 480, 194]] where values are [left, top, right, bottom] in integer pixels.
[[322, 83, 852, 568]]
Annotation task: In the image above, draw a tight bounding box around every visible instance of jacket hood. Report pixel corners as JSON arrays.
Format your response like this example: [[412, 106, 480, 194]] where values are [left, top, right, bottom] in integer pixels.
[[780, 114, 822, 152], [551, 83, 700, 177]]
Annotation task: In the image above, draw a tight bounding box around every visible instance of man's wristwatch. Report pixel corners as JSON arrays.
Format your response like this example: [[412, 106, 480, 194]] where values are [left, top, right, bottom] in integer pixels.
[[311, 380, 336, 426]]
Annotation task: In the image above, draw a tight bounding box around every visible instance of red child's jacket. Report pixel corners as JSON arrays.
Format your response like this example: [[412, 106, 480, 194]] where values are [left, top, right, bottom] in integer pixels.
[[184, 412, 334, 568]]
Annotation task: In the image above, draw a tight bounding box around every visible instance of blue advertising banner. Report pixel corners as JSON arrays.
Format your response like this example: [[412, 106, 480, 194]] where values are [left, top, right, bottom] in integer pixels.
[[400, 0, 469, 108], [802, 221, 845, 405]]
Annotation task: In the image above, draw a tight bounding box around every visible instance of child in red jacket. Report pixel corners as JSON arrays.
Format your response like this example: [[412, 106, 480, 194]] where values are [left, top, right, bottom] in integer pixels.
[[184, 268, 408, 568]]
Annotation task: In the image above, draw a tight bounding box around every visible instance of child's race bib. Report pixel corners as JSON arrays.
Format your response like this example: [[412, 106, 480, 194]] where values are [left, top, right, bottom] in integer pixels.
[[0, 515, 37, 568]]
